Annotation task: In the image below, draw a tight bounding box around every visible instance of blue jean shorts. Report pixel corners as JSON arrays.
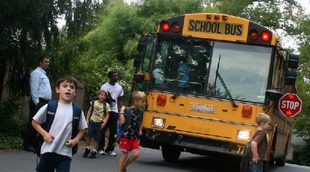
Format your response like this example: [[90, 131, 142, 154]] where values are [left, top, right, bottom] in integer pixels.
[[249, 161, 263, 172], [87, 121, 103, 142]]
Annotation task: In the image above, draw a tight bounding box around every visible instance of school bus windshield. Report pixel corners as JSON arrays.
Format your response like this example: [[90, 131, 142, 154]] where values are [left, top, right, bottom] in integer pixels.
[[151, 37, 272, 103]]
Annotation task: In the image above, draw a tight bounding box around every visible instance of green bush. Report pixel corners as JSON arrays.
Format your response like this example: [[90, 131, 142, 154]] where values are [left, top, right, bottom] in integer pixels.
[[0, 135, 23, 149], [0, 98, 25, 149]]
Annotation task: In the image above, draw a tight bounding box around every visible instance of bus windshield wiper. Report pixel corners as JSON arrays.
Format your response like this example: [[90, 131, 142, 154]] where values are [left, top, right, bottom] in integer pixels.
[[214, 55, 238, 107]]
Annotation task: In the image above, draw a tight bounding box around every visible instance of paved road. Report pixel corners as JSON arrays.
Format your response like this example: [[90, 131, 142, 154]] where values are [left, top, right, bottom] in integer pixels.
[[1, 148, 310, 172]]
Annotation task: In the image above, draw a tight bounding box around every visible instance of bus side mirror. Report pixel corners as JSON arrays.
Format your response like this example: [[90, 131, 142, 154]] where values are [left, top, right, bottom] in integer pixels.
[[265, 89, 283, 101], [134, 36, 147, 68], [284, 71, 297, 86]]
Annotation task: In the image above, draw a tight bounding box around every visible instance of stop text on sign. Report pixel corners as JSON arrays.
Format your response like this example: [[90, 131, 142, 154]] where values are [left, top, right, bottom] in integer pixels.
[[281, 101, 300, 110], [278, 93, 302, 117]]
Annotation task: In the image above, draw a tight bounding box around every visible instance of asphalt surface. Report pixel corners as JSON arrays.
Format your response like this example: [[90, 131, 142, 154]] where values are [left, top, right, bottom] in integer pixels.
[[1, 147, 310, 172]]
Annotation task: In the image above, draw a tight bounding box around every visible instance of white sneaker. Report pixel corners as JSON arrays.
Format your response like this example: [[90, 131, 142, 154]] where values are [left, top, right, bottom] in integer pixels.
[[98, 150, 105, 155], [104, 151, 117, 157]]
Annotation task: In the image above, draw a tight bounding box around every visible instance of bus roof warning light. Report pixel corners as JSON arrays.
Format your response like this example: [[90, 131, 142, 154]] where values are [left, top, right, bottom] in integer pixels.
[[161, 21, 170, 32], [260, 31, 271, 42], [172, 23, 181, 33], [249, 30, 258, 41]]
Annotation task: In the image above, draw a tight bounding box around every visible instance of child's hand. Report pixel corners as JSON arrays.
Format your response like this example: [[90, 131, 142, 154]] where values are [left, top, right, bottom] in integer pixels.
[[101, 122, 106, 129], [43, 133, 54, 144], [139, 130, 143, 136], [252, 156, 260, 164], [120, 105, 126, 114], [65, 139, 78, 147]]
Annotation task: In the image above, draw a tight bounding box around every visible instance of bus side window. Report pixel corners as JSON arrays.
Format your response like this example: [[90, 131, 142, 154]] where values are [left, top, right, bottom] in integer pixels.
[[272, 52, 284, 89], [142, 37, 156, 71]]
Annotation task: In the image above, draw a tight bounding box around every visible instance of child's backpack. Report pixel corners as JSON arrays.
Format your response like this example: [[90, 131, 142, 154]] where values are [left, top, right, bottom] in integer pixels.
[[88, 100, 107, 121], [116, 107, 143, 143], [33, 100, 82, 156]]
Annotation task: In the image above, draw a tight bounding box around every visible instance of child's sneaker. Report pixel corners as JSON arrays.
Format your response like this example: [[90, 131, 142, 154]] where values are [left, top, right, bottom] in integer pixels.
[[98, 149, 105, 155], [89, 150, 97, 159], [104, 151, 117, 157], [82, 148, 91, 158]]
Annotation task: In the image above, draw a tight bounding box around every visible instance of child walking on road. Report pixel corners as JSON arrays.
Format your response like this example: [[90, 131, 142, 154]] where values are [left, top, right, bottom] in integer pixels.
[[118, 91, 146, 172], [240, 113, 271, 172], [83, 90, 110, 158], [32, 75, 88, 172]]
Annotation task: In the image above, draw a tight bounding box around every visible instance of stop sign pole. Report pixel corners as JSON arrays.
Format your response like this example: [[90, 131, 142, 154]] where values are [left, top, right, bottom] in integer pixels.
[[278, 93, 303, 117]]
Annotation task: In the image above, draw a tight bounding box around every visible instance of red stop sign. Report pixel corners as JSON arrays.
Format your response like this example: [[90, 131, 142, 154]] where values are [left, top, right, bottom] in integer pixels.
[[278, 93, 302, 117]]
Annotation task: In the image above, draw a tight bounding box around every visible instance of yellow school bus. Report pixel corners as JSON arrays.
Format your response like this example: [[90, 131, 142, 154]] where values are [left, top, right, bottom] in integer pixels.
[[132, 13, 299, 170]]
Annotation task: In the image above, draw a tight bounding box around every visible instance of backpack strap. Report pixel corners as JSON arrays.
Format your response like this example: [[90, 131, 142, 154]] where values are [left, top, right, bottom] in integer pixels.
[[123, 107, 133, 132], [117, 107, 132, 139], [71, 103, 81, 139], [44, 100, 58, 132], [71, 103, 81, 155], [34, 100, 57, 156], [103, 101, 106, 117], [88, 100, 95, 120]]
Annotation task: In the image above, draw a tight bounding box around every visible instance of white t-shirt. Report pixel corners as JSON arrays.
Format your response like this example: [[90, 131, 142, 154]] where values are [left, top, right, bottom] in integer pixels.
[[33, 102, 88, 158], [100, 82, 124, 113]]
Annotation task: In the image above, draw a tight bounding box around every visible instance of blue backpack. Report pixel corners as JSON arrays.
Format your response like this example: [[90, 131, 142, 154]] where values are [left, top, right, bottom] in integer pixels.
[[34, 100, 82, 156]]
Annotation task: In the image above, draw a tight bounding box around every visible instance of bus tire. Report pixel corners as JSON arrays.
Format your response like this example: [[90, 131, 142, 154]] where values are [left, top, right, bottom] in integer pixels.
[[162, 145, 181, 162]]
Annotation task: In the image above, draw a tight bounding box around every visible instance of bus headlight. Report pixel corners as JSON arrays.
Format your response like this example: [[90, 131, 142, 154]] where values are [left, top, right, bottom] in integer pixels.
[[237, 130, 251, 141], [152, 117, 166, 128]]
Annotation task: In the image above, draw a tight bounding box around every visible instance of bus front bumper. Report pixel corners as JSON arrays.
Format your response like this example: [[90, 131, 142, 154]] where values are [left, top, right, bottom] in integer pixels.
[[140, 128, 246, 157]]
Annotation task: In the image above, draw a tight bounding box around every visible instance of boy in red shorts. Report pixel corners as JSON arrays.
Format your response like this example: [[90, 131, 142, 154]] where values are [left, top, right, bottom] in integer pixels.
[[118, 91, 146, 172]]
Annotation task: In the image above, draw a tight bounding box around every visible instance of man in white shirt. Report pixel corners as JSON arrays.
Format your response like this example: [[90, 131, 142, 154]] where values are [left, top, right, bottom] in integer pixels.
[[99, 71, 124, 156], [24, 55, 52, 152]]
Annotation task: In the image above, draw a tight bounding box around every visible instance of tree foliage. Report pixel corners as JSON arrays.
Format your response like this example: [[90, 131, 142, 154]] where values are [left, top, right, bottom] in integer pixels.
[[1, 1, 310, 162], [0, 0, 101, 98]]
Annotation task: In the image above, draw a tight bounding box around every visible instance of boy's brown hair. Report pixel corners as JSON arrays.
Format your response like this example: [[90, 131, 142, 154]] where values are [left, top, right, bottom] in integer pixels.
[[256, 113, 271, 125], [56, 75, 78, 89], [132, 91, 146, 102]]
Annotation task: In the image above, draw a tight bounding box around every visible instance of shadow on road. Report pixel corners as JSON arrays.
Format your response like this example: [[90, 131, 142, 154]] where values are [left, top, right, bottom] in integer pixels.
[[137, 153, 241, 172]]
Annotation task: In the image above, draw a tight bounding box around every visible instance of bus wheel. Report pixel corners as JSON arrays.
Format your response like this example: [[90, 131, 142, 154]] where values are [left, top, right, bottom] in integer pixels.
[[275, 156, 286, 166], [162, 145, 181, 162]]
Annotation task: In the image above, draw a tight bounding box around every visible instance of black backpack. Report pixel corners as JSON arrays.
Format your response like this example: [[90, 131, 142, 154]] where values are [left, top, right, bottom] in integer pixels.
[[34, 100, 82, 156]]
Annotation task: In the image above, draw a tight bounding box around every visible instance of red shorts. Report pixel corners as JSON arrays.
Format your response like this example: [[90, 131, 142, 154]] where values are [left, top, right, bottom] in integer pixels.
[[119, 136, 140, 152]]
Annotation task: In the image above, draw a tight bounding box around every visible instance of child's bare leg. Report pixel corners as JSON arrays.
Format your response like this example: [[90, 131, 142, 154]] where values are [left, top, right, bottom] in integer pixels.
[[124, 150, 140, 169], [93, 141, 98, 151], [118, 151, 128, 172], [85, 136, 91, 147]]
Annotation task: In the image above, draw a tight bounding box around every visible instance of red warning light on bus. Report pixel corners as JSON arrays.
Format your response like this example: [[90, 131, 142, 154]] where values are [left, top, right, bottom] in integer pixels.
[[161, 21, 170, 32], [260, 31, 271, 42]]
